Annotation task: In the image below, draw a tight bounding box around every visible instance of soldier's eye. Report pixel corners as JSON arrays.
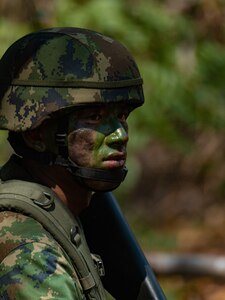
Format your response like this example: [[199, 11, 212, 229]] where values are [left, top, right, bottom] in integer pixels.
[[89, 114, 102, 121], [82, 113, 103, 124]]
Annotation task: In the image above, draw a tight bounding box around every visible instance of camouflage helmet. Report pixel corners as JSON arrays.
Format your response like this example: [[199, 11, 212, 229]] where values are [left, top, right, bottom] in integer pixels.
[[0, 27, 144, 131]]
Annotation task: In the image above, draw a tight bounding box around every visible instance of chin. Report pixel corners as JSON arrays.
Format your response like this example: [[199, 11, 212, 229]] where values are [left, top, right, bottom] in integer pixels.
[[82, 179, 121, 192]]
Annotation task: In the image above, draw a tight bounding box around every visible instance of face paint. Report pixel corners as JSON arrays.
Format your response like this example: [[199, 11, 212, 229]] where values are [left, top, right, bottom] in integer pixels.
[[67, 104, 130, 171]]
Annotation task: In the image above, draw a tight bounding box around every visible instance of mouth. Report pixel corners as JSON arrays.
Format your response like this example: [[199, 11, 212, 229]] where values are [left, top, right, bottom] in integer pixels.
[[102, 153, 126, 169]]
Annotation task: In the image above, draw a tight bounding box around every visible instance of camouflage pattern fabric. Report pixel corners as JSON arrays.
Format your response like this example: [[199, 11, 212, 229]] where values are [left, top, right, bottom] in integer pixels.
[[0, 211, 85, 299], [0, 27, 144, 131]]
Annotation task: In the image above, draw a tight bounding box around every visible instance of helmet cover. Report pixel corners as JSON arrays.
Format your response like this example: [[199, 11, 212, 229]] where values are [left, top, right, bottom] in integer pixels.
[[0, 27, 144, 131]]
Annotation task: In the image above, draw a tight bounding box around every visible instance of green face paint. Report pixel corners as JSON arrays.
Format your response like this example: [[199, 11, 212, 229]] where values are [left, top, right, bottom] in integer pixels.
[[67, 103, 130, 170]]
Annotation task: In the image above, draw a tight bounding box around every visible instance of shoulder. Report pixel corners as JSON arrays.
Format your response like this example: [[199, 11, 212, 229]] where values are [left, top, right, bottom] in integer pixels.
[[0, 210, 74, 267], [0, 210, 76, 266], [0, 211, 84, 299], [0, 210, 60, 249]]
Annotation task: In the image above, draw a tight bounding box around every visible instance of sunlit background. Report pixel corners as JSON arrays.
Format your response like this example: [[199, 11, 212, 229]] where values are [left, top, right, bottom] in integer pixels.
[[1, 0, 225, 299]]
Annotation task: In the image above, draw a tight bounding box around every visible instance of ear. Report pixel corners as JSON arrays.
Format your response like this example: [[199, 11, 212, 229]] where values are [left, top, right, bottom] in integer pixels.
[[22, 128, 47, 152]]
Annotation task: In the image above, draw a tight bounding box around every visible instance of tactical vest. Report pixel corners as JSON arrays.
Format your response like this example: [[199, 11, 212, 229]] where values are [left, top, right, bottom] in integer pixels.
[[0, 178, 106, 300]]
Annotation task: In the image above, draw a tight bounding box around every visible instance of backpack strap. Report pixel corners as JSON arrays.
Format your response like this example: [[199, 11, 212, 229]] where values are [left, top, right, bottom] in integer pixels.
[[0, 179, 106, 300]]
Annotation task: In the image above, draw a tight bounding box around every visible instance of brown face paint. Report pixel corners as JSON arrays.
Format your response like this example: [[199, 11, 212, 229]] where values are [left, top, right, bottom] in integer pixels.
[[67, 103, 130, 170]]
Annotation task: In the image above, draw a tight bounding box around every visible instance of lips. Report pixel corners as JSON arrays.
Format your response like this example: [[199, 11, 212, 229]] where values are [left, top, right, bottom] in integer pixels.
[[103, 153, 126, 169]]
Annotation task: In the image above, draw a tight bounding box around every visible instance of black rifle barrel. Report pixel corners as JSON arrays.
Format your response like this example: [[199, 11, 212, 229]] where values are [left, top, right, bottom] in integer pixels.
[[80, 192, 166, 300]]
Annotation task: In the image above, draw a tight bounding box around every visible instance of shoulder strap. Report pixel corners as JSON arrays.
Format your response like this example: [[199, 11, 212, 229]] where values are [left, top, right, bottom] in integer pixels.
[[0, 179, 106, 300]]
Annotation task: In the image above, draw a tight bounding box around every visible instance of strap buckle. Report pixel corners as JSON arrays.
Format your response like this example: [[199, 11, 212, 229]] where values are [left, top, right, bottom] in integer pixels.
[[92, 254, 105, 277]]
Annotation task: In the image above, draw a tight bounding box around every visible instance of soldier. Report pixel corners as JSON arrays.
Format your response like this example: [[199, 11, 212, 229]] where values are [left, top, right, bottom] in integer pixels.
[[0, 28, 144, 299]]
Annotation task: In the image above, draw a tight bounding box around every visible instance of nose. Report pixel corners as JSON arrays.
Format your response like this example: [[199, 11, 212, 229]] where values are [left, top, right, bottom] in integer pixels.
[[105, 125, 129, 148]]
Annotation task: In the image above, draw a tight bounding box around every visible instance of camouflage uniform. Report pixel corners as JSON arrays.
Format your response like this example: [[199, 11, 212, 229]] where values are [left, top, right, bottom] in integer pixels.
[[0, 155, 90, 299], [0, 28, 144, 299], [0, 211, 84, 299]]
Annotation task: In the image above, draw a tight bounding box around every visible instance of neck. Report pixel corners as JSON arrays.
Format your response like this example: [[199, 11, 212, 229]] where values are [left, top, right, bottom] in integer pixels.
[[22, 158, 92, 215]]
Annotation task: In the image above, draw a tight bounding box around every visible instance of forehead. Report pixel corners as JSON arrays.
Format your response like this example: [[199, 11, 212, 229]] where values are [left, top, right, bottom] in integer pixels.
[[69, 102, 131, 116]]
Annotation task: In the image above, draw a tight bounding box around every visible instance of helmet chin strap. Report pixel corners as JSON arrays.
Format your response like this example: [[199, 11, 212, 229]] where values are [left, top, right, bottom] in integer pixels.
[[54, 155, 127, 191], [67, 157, 127, 183]]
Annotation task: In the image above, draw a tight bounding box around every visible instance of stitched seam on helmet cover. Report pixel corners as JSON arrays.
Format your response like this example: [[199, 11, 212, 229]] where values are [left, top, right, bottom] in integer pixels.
[[4, 78, 143, 89]]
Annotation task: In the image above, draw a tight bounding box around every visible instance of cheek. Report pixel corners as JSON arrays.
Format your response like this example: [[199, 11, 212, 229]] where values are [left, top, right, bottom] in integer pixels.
[[67, 128, 97, 163]]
